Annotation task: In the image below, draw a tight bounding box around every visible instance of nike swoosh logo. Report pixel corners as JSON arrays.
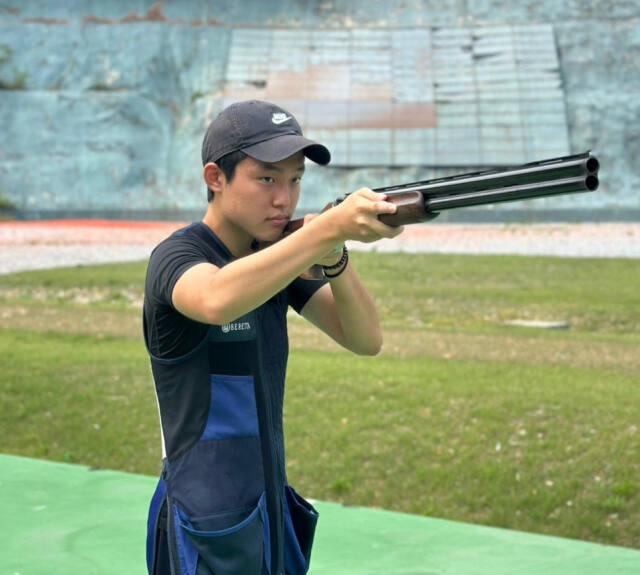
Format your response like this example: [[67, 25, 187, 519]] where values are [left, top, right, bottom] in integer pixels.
[[272, 116, 292, 125]]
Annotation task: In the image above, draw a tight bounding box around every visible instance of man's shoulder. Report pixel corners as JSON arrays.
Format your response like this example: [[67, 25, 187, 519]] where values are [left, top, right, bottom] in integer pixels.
[[149, 223, 208, 260], [146, 221, 232, 287], [155, 222, 201, 248], [145, 223, 212, 305]]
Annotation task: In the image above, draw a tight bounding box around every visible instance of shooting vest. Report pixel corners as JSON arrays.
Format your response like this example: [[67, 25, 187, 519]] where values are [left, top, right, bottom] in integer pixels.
[[144, 225, 318, 575]]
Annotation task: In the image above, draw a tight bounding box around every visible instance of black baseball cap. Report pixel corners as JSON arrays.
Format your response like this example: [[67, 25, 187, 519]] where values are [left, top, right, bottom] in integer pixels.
[[202, 100, 331, 166]]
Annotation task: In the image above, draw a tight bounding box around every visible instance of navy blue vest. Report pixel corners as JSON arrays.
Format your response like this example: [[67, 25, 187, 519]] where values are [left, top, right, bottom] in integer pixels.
[[144, 224, 320, 575]]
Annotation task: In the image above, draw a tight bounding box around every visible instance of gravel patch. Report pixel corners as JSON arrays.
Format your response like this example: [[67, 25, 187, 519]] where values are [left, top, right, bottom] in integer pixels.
[[1, 220, 638, 275], [351, 223, 640, 259], [0, 221, 180, 275]]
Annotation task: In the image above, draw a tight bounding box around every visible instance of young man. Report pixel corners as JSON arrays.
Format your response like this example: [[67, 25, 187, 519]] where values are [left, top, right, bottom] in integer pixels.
[[144, 100, 403, 575]]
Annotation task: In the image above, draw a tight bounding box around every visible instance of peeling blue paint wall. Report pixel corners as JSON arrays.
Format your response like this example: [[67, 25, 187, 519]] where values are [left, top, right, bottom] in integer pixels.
[[0, 1, 638, 221]]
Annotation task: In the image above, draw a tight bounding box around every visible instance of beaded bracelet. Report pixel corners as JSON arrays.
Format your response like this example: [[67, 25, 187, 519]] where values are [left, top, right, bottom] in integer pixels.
[[322, 245, 349, 278]]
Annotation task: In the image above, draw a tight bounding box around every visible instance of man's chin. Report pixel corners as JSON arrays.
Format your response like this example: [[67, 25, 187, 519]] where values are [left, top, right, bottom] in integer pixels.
[[253, 228, 286, 247]]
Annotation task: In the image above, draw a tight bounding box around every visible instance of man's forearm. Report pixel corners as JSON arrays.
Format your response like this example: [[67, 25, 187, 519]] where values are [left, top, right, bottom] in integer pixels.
[[200, 215, 344, 324], [324, 262, 383, 356]]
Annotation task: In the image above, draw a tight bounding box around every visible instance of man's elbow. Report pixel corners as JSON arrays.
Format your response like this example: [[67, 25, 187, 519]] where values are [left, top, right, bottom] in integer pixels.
[[202, 303, 239, 326], [174, 297, 237, 326], [350, 333, 383, 356]]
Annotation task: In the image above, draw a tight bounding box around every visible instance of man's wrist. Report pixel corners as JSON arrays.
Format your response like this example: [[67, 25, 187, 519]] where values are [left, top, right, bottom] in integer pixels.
[[322, 245, 349, 279], [324, 243, 345, 266]]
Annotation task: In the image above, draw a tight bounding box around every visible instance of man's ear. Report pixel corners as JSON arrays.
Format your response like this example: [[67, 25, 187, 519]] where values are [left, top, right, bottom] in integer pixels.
[[203, 162, 225, 193]]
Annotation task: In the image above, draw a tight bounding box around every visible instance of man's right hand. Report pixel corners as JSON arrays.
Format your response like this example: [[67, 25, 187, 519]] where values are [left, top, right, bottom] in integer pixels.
[[328, 188, 405, 243]]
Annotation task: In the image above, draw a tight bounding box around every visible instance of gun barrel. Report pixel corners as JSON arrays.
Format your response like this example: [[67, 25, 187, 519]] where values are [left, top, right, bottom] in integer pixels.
[[427, 175, 599, 212], [372, 151, 599, 199]]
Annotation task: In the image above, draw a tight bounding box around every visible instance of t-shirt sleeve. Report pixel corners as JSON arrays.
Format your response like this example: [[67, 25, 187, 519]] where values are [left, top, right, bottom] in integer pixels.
[[286, 276, 327, 314], [146, 236, 210, 308]]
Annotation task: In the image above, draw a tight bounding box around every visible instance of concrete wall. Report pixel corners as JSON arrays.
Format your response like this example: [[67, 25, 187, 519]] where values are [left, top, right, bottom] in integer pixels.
[[0, 1, 638, 221]]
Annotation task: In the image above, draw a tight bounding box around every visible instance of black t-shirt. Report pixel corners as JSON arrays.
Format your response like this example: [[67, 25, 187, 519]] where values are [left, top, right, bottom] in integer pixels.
[[143, 222, 325, 359]]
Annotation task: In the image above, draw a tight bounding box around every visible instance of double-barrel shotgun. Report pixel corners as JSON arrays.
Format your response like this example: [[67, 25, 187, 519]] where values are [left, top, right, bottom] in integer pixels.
[[272, 150, 600, 277], [293, 150, 599, 229]]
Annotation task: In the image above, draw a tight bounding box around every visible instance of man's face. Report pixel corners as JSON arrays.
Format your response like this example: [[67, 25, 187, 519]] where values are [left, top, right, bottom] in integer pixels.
[[219, 151, 305, 242]]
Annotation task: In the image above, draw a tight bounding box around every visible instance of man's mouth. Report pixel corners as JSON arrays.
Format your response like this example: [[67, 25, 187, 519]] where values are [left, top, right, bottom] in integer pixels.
[[267, 215, 290, 226]]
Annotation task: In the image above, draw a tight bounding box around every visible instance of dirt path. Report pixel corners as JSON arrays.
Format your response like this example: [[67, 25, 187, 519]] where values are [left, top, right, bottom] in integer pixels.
[[1, 220, 638, 274]]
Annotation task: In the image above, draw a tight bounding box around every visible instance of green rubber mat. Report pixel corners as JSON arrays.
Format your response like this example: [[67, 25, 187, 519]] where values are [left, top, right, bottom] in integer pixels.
[[1, 454, 638, 574]]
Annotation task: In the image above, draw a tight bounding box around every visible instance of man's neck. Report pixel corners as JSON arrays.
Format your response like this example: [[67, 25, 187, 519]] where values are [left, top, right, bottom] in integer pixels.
[[202, 204, 253, 258]]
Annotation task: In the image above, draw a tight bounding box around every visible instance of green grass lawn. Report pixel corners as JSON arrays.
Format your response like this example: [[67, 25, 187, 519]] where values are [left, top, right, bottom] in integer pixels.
[[0, 253, 639, 549]]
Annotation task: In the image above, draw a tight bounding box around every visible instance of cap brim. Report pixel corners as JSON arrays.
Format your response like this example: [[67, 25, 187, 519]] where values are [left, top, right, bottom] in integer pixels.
[[241, 134, 331, 166]]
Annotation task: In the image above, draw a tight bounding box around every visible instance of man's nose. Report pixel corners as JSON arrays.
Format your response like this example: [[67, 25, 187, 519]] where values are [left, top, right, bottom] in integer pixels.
[[272, 185, 292, 208]]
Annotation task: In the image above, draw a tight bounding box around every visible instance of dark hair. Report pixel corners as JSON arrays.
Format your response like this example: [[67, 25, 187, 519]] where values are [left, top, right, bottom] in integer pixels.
[[207, 150, 248, 202]]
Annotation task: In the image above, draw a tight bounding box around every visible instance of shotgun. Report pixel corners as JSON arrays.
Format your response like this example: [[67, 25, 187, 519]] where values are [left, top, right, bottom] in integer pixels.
[[294, 150, 599, 229], [273, 151, 600, 277]]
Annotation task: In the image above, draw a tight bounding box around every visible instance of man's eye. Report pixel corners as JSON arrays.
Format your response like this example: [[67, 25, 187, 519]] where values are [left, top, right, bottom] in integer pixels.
[[260, 177, 275, 184], [292, 176, 302, 184]]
